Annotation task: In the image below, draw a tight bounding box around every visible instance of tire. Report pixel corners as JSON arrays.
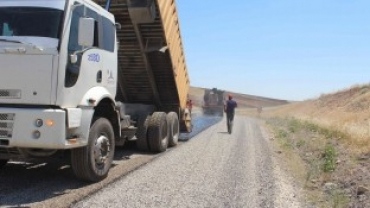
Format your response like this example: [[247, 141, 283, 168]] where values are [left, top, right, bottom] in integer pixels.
[[136, 115, 151, 151], [167, 112, 179, 147], [147, 112, 168, 152], [0, 159, 8, 168], [71, 118, 115, 182]]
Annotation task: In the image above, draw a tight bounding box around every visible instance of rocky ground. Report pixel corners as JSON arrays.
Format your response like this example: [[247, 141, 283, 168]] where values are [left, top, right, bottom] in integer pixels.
[[265, 117, 370, 208]]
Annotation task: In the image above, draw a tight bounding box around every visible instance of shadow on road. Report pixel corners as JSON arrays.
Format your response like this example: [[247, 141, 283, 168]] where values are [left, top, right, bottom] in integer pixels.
[[0, 113, 222, 207], [0, 144, 145, 207]]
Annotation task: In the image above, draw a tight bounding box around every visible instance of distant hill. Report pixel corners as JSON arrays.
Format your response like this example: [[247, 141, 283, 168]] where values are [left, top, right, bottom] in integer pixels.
[[188, 86, 289, 108]]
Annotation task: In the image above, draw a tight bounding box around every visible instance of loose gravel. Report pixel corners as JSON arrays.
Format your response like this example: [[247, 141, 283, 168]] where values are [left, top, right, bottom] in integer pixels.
[[74, 116, 302, 208]]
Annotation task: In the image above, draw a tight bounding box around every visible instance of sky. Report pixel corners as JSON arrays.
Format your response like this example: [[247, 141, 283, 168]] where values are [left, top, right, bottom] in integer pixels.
[[176, 0, 370, 101]]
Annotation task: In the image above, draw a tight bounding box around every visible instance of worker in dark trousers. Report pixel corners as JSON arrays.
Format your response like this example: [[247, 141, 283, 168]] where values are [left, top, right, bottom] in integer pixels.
[[224, 94, 237, 134]]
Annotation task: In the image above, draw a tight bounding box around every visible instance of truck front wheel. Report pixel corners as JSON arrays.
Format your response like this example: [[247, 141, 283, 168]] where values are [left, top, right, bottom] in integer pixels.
[[71, 118, 115, 182]]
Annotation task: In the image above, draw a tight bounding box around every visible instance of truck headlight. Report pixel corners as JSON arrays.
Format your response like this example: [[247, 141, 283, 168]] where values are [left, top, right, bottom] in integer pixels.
[[35, 119, 43, 127]]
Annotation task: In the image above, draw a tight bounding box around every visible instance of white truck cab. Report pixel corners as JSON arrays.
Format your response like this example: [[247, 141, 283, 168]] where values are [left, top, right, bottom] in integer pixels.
[[0, 0, 120, 181]]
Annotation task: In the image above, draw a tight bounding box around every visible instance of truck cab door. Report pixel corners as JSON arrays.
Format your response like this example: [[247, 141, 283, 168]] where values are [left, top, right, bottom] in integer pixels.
[[63, 3, 105, 106]]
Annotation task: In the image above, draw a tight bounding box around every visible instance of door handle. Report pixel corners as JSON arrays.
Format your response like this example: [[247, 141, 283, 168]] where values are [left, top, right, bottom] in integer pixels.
[[97, 70, 102, 83]]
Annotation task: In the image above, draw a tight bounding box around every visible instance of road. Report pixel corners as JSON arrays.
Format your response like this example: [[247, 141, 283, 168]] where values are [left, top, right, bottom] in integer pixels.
[[0, 115, 301, 208], [74, 116, 301, 208]]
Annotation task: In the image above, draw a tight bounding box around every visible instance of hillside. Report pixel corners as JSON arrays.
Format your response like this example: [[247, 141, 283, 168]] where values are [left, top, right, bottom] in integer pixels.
[[188, 86, 289, 108], [264, 83, 370, 151], [261, 83, 370, 207]]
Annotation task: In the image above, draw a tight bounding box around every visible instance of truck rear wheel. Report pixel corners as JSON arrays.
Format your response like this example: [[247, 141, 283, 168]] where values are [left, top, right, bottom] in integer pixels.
[[136, 115, 150, 151], [167, 112, 179, 147], [0, 159, 8, 168], [71, 118, 115, 182], [184, 108, 193, 132], [148, 112, 168, 152]]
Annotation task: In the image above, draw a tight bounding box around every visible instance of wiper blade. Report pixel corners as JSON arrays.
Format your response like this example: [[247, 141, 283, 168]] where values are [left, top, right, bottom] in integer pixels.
[[0, 38, 23, 44], [0, 38, 44, 51]]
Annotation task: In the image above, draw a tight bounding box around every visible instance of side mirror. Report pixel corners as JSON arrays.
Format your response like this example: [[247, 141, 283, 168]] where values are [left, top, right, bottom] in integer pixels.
[[78, 17, 94, 47]]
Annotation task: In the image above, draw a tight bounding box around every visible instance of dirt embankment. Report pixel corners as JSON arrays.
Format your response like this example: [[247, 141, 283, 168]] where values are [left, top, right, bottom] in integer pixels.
[[261, 83, 370, 208], [264, 84, 370, 151]]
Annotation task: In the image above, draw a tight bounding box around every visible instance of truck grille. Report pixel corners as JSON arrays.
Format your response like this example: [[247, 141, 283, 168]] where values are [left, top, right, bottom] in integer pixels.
[[0, 89, 21, 99], [0, 113, 15, 138]]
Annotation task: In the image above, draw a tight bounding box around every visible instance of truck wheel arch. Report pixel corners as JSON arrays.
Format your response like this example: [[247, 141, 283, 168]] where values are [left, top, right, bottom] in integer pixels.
[[93, 98, 120, 141], [79, 87, 115, 107], [79, 87, 120, 140]]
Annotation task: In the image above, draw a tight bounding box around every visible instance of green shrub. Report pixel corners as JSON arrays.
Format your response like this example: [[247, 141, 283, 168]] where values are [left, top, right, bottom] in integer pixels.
[[322, 144, 337, 172], [277, 129, 288, 139], [288, 118, 301, 133], [304, 122, 319, 133]]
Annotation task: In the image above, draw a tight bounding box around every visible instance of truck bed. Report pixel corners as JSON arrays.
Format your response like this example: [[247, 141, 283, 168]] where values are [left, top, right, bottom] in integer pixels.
[[95, 0, 190, 112]]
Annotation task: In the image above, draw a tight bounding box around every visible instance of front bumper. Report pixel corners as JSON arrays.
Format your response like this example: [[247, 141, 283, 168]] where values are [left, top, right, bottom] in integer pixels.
[[0, 108, 72, 149]]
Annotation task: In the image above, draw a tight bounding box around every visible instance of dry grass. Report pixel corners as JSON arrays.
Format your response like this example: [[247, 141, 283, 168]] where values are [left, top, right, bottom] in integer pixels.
[[265, 117, 355, 208], [263, 83, 370, 153], [260, 83, 370, 207]]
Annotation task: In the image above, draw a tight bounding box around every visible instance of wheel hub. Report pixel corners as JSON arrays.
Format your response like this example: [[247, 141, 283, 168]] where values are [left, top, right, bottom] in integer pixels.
[[94, 135, 110, 165]]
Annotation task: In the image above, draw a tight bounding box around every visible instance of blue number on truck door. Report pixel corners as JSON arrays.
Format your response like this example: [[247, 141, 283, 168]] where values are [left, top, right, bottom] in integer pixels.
[[88, 53, 100, 62]]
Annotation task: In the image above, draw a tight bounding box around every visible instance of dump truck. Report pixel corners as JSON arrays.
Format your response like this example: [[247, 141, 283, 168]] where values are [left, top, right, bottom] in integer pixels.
[[202, 88, 225, 116], [0, 0, 191, 181]]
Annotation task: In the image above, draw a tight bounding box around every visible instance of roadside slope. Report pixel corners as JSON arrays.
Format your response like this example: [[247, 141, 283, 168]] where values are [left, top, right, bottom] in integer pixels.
[[265, 83, 370, 151], [262, 83, 370, 207]]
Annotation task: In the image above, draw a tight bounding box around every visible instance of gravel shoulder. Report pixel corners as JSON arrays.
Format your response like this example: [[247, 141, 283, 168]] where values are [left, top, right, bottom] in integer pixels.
[[74, 116, 302, 208]]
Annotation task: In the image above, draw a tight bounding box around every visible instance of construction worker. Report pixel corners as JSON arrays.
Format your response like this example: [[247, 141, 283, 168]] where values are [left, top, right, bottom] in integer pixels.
[[224, 94, 237, 134], [186, 99, 193, 114]]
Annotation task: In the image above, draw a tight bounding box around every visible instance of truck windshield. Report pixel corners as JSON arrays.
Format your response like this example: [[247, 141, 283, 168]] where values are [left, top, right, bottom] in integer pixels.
[[0, 7, 63, 39]]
